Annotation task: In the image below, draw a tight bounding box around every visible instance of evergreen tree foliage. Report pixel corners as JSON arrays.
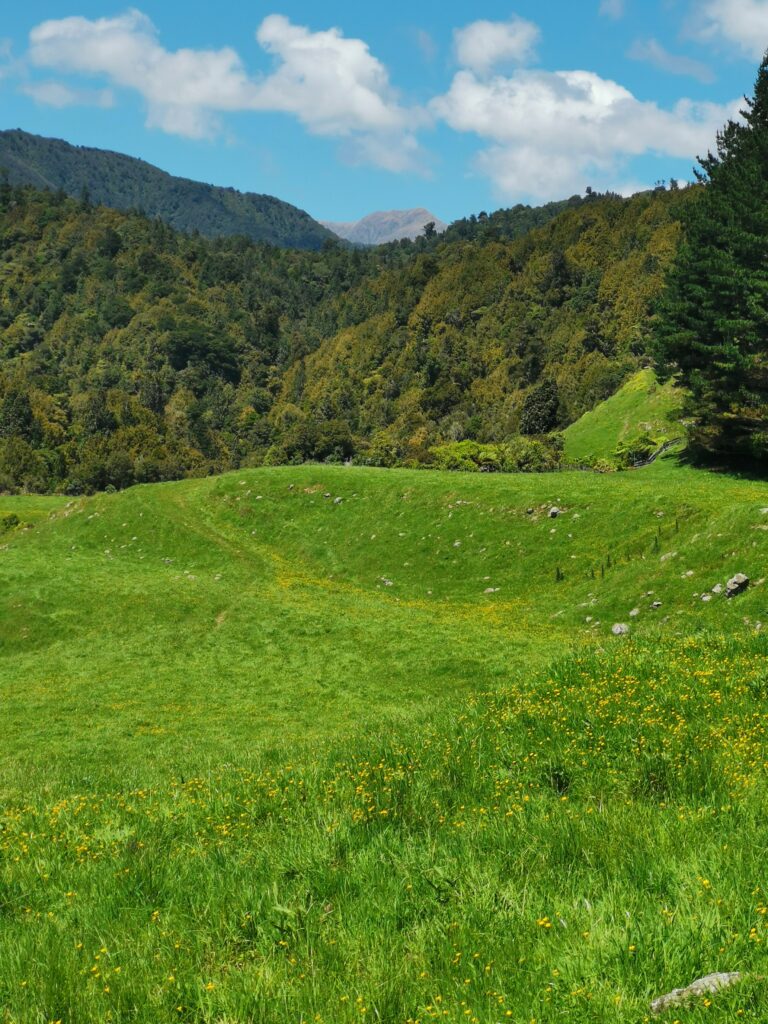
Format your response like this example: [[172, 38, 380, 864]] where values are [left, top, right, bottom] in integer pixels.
[[654, 55, 768, 464], [520, 379, 560, 435]]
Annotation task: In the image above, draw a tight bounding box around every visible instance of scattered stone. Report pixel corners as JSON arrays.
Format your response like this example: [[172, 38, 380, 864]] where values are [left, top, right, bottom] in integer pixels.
[[333, 497, 343, 505], [526, 508, 534, 515], [612, 623, 630, 636], [651, 600, 662, 610], [712, 583, 724, 595], [549, 507, 561, 519], [660, 551, 678, 562], [585, 616, 593, 623], [323, 492, 331, 499], [726, 573, 750, 598], [629, 608, 640, 617], [453, 540, 461, 547], [683, 570, 695, 578], [380, 577, 393, 587], [484, 587, 500, 594], [288, 484, 294, 490], [701, 594, 713, 603], [650, 972, 743, 1015]]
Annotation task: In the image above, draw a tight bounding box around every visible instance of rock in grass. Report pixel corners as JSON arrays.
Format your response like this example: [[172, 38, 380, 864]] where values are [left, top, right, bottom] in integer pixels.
[[712, 583, 724, 594], [650, 972, 742, 1015], [612, 623, 630, 636], [726, 573, 750, 598], [549, 507, 561, 519]]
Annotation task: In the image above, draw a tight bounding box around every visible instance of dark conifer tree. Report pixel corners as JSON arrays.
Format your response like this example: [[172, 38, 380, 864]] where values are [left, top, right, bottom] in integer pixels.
[[654, 54, 768, 464]]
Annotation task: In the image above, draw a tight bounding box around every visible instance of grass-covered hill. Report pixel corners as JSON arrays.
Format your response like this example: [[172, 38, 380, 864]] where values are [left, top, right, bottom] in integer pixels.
[[563, 368, 683, 463], [0, 129, 337, 249], [1, 459, 768, 1021], [0, 181, 695, 492]]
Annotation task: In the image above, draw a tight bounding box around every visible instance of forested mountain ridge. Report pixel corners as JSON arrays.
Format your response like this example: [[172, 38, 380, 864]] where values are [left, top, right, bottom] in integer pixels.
[[272, 188, 689, 464], [0, 180, 692, 492], [0, 129, 337, 250]]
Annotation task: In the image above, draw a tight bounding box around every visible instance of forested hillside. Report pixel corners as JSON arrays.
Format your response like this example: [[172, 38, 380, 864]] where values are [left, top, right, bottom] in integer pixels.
[[0, 130, 336, 250], [0, 181, 692, 493], [271, 188, 689, 465]]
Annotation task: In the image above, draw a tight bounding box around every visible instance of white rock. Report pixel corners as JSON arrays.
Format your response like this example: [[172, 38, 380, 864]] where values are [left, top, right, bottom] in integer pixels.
[[651, 972, 742, 1015]]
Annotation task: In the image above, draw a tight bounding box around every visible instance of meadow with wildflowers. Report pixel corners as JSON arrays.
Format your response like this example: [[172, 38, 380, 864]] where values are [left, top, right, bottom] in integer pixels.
[[1, 457, 768, 1022]]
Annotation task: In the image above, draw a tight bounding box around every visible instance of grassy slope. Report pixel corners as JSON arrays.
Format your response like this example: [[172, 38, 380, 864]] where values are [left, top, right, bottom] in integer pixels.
[[564, 369, 683, 462], [1, 461, 768, 1022]]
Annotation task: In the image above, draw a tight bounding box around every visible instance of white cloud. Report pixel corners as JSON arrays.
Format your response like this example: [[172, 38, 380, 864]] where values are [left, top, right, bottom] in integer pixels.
[[599, 0, 626, 20], [252, 14, 424, 170], [26, 9, 423, 170], [414, 29, 437, 63], [431, 67, 740, 200], [28, 10, 256, 138], [692, 0, 768, 60], [0, 38, 21, 81], [628, 38, 715, 83], [21, 80, 115, 109], [454, 17, 540, 74]]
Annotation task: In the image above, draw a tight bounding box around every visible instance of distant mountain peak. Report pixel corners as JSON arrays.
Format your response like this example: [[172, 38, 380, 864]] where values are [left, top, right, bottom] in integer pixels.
[[322, 208, 447, 246]]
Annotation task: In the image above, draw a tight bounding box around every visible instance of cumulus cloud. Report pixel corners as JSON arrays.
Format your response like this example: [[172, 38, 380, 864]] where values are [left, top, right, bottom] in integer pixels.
[[628, 38, 715, 83], [21, 80, 115, 108], [252, 14, 424, 170], [599, 0, 626, 20], [692, 0, 768, 59], [431, 67, 740, 199], [27, 9, 423, 170], [28, 10, 256, 138], [454, 17, 540, 74]]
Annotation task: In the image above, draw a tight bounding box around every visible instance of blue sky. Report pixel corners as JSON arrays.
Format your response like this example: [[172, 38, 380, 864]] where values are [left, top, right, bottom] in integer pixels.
[[0, 1, 766, 223]]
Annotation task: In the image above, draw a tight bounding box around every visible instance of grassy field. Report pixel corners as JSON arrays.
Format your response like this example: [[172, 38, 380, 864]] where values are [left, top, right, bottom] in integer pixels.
[[563, 370, 683, 463], [2, 458, 768, 1022]]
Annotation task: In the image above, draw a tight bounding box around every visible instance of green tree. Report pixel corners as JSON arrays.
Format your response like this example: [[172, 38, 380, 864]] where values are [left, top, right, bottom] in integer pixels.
[[520, 379, 560, 435], [654, 54, 768, 463]]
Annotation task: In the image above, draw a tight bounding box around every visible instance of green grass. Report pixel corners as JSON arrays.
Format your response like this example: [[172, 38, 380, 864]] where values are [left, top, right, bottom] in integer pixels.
[[564, 369, 684, 463], [2, 460, 768, 1022]]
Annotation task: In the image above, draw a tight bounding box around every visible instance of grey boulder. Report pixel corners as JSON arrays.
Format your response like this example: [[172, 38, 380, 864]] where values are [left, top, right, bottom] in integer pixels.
[[726, 573, 750, 597]]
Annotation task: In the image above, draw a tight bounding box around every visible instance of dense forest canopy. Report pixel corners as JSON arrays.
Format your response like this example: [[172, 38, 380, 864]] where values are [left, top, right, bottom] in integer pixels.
[[0, 177, 694, 493]]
